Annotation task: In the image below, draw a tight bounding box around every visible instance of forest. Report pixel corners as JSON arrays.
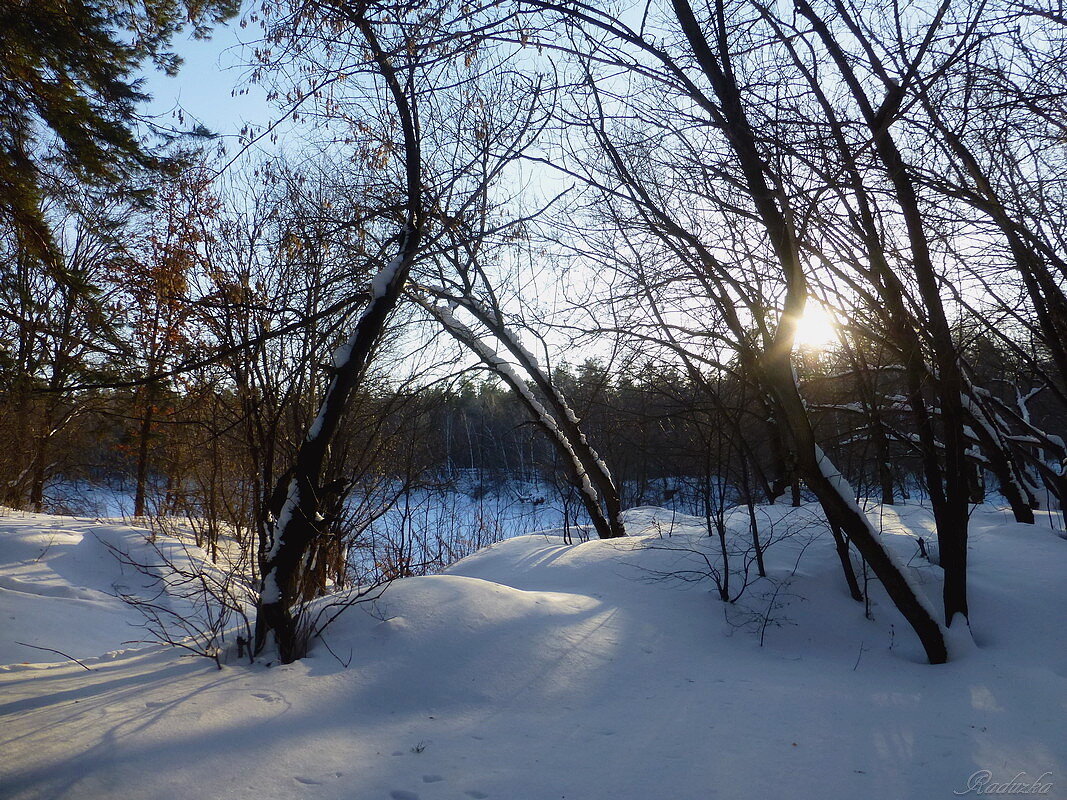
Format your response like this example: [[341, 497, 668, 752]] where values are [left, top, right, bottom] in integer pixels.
[[1, 0, 1066, 797]]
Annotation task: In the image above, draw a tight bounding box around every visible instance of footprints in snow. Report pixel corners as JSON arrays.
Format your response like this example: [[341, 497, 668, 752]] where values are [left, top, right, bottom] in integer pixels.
[[386, 776, 489, 799], [292, 772, 343, 786], [251, 691, 283, 703], [287, 734, 491, 798], [287, 771, 490, 798]]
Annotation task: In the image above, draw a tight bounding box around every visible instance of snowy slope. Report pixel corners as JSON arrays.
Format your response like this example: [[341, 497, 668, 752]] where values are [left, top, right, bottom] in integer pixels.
[[1, 503, 1064, 800], [0, 509, 241, 666]]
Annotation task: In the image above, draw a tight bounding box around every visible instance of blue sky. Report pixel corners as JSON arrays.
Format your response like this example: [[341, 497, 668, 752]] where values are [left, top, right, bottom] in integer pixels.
[[141, 20, 273, 144]]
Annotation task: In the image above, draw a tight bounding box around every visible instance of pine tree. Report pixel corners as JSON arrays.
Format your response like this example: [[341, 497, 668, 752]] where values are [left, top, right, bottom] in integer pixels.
[[0, 0, 236, 271]]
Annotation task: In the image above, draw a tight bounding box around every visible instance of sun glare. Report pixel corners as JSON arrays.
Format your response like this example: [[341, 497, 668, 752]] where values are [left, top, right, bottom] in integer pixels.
[[794, 303, 838, 351]]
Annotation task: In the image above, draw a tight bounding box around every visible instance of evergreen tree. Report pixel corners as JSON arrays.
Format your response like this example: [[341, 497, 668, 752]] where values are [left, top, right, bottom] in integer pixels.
[[0, 0, 236, 271]]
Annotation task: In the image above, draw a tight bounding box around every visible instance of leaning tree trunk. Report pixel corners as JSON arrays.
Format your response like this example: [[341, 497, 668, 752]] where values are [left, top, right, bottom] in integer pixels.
[[670, 0, 949, 661], [764, 361, 948, 663], [416, 295, 624, 539], [961, 391, 1035, 524], [254, 10, 424, 662], [793, 0, 971, 626], [453, 296, 626, 538], [254, 238, 420, 662]]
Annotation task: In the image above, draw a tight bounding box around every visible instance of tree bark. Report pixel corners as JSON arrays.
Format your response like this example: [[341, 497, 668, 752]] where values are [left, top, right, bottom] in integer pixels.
[[668, 0, 949, 661], [794, 0, 971, 626], [254, 10, 425, 662]]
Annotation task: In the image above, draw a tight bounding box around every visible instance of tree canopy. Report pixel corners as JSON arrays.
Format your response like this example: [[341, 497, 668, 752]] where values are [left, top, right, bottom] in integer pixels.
[[0, 0, 236, 269]]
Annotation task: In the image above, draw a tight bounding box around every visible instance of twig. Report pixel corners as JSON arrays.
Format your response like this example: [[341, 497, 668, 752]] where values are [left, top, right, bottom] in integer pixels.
[[15, 642, 94, 671]]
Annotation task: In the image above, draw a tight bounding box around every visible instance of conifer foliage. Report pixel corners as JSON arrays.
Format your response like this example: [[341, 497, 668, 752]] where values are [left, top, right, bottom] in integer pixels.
[[0, 0, 236, 267]]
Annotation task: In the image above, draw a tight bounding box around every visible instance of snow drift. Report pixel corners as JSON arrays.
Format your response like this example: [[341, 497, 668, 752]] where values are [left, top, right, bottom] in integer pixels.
[[1, 502, 1064, 800]]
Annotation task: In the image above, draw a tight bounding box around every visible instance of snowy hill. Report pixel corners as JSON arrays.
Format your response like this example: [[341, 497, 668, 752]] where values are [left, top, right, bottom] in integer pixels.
[[1, 503, 1064, 799], [0, 511, 246, 667]]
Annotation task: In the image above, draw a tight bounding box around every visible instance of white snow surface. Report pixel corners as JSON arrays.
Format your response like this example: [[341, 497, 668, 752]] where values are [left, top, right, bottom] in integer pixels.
[[370, 254, 405, 301], [2, 502, 1065, 800], [0, 510, 236, 667]]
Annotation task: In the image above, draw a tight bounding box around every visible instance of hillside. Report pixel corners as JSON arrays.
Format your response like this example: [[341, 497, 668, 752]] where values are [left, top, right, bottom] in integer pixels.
[[1, 503, 1064, 800]]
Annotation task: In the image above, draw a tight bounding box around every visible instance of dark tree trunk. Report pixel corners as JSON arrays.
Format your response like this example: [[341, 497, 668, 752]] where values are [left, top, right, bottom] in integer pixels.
[[768, 368, 948, 661], [133, 396, 155, 518], [254, 11, 425, 662], [28, 435, 47, 513], [964, 413, 1034, 524], [828, 520, 864, 602], [794, 0, 971, 626], [669, 0, 949, 662], [745, 496, 767, 579]]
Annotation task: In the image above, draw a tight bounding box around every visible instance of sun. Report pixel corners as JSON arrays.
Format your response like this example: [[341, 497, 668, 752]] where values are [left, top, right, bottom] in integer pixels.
[[794, 303, 838, 351]]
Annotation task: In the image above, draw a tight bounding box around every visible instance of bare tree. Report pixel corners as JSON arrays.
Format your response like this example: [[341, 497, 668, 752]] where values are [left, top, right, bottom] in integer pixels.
[[252, 0, 544, 660], [514, 0, 952, 660]]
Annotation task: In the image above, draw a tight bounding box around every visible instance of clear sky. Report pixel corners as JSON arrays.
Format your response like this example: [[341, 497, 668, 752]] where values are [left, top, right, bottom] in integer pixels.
[[141, 19, 274, 149]]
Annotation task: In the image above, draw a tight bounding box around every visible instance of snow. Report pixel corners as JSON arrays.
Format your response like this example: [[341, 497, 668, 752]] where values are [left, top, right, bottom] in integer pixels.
[[331, 341, 351, 370], [260, 480, 303, 605], [440, 297, 616, 491], [370, 255, 405, 300], [308, 250, 406, 444], [0, 510, 240, 666], [815, 449, 946, 629], [2, 501, 1065, 800]]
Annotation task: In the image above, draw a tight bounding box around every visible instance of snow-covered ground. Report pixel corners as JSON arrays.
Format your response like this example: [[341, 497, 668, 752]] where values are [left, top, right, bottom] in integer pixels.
[[1, 502, 1064, 799]]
